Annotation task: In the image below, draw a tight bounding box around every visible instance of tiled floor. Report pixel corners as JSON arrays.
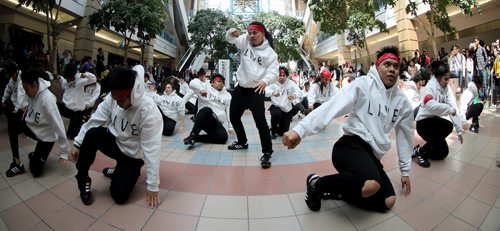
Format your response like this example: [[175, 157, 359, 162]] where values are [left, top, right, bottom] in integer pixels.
[[0, 102, 499, 231]]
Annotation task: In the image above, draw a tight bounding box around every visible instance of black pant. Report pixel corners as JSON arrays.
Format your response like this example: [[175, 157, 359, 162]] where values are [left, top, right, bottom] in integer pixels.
[[466, 103, 483, 124], [160, 109, 176, 136], [416, 116, 453, 160], [5, 100, 54, 176], [290, 98, 308, 117], [57, 103, 84, 140], [269, 105, 292, 136], [315, 135, 395, 212], [191, 107, 228, 144], [5, 100, 24, 159], [75, 127, 144, 204], [230, 86, 272, 154]]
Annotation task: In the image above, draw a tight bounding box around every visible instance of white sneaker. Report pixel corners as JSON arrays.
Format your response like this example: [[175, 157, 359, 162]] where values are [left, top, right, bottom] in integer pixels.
[[489, 105, 496, 111]]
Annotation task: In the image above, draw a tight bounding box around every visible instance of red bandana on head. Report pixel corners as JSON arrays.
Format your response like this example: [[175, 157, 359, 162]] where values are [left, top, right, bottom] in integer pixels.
[[376, 53, 400, 66], [247, 24, 265, 33], [111, 89, 131, 101], [211, 77, 224, 83]]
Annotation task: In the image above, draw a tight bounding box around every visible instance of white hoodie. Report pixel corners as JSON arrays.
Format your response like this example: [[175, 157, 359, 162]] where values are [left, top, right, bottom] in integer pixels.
[[150, 90, 185, 120], [415, 76, 463, 135], [189, 78, 211, 110], [226, 28, 279, 88], [292, 67, 414, 176], [2, 70, 27, 112], [404, 80, 421, 110], [195, 84, 233, 130], [84, 82, 101, 109], [307, 81, 339, 107], [74, 65, 162, 192], [265, 79, 301, 112], [24, 78, 69, 160], [460, 82, 479, 124], [179, 81, 197, 105], [59, 72, 97, 111]]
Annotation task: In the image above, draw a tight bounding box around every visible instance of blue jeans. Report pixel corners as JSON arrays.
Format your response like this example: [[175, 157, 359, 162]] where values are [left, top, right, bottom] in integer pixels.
[[479, 69, 490, 99], [451, 71, 464, 89]]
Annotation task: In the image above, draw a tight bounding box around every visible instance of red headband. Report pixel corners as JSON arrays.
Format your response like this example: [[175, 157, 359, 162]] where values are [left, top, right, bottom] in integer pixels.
[[376, 53, 400, 66], [247, 25, 265, 33], [212, 77, 224, 83], [111, 89, 131, 100]]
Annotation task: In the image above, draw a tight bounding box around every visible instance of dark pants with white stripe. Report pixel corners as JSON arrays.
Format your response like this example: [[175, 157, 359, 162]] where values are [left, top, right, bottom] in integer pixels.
[[230, 86, 272, 154], [315, 135, 395, 212], [75, 127, 144, 204], [190, 107, 228, 144], [416, 116, 453, 160]]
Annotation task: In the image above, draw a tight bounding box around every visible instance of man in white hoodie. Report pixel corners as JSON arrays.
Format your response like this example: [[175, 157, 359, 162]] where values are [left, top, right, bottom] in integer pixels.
[[283, 46, 413, 212], [183, 74, 233, 145], [19, 69, 70, 177], [70, 65, 163, 208], [56, 63, 97, 139], [225, 21, 279, 168], [265, 67, 301, 139]]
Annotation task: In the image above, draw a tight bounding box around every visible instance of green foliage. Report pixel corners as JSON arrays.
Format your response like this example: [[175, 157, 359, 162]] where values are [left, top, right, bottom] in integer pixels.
[[89, 0, 167, 39], [188, 9, 239, 60], [89, 0, 167, 64], [406, 0, 480, 36], [252, 12, 305, 62], [305, 0, 396, 48]]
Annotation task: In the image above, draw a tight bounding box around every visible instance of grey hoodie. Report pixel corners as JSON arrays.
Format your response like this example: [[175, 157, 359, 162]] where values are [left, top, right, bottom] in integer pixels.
[[74, 65, 163, 192], [292, 67, 414, 176]]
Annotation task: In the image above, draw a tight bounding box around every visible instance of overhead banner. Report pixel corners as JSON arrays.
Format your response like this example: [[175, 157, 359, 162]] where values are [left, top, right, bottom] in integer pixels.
[[218, 59, 231, 89]]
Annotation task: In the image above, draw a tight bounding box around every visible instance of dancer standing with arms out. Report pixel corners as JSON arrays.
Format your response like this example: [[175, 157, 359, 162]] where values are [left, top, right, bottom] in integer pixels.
[[283, 46, 413, 212], [225, 22, 279, 168]]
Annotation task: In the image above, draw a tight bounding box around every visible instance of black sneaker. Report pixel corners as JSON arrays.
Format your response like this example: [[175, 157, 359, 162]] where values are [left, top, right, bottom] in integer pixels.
[[227, 141, 248, 150], [6, 162, 25, 177], [102, 167, 115, 178], [183, 135, 195, 145], [412, 145, 420, 158], [415, 153, 430, 168], [305, 173, 321, 211], [260, 153, 272, 169], [76, 175, 93, 205], [469, 123, 478, 133], [270, 133, 277, 140]]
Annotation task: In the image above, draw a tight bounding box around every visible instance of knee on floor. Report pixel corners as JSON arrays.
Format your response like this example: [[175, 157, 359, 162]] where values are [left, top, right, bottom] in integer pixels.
[[385, 196, 396, 209], [361, 180, 380, 198]]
